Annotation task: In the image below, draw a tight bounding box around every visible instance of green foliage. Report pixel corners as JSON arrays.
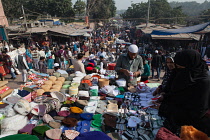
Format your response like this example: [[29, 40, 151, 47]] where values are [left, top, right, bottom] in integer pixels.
[[2, 0, 25, 18], [2, 0, 75, 19], [170, 1, 210, 16], [200, 9, 210, 23], [74, 0, 86, 15], [87, 0, 117, 20], [122, 0, 186, 24], [26, 0, 75, 17]]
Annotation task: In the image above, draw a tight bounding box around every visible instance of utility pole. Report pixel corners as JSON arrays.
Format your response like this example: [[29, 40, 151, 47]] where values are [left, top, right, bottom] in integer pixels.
[[146, 0, 150, 27], [22, 5, 27, 31]]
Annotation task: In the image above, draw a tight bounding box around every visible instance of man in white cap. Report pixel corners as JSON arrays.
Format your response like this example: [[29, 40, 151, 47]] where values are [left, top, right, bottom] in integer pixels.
[[53, 63, 68, 74], [115, 44, 144, 85], [151, 50, 162, 81]]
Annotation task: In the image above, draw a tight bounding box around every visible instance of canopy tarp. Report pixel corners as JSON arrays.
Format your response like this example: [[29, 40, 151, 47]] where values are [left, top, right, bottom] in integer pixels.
[[151, 22, 210, 35]]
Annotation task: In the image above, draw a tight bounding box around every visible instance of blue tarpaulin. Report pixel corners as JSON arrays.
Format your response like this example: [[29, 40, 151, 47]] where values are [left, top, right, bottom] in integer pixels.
[[151, 22, 210, 35]]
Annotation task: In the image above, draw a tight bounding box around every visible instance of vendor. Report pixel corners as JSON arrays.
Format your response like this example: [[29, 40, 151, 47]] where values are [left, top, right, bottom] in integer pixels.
[[115, 44, 144, 85], [53, 63, 68, 74]]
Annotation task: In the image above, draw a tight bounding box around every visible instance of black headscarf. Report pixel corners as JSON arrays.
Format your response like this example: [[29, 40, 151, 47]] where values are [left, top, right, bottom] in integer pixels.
[[171, 49, 209, 92]]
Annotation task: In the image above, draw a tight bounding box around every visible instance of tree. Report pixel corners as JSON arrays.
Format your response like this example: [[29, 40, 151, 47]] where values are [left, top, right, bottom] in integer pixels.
[[170, 1, 210, 17], [200, 9, 210, 23], [2, 0, 25, 19], [2, 0, 75, 20], [48, 0, 75, 17], [25, 0, 75, 18], [87, 0, 116, 20], [122, 0, 186, 24], [74, 0, 86, 16], [170, 6, 186, 24]]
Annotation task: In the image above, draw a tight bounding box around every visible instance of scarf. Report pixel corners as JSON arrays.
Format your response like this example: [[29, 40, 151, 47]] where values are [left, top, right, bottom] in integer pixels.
[[171, 49, 208, 92]]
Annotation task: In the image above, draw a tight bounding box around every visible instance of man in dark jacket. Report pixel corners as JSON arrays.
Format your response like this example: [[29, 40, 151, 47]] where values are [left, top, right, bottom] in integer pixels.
[[151, 50, 162, 81]]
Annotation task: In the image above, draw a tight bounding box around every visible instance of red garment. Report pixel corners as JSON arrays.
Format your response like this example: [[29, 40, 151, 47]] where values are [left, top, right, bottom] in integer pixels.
[[82, 45, 88, 52], [86, 67, 93, 71], [155, 127, 181, 140], [88, 63, 94, 67], [3, 55, 12, 66]]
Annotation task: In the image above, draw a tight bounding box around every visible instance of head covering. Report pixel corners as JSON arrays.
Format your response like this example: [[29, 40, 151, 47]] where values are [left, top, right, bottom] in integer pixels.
[[88, 63, 95, 67], [0, 134, 39, 140], [89, 54, 95, 59], [49, 121, 61, 129], [54, 63, 60, 67], [70, 107, 83, 114], [128, 45, 138, 53], [65, 130, 80, 140], [86, 67, 93, 71], [166, 57, 174, 63], [171, 49, 208, 92], [62, 118, 78, 127], [155, 50, 158, 54], [46, 129, 62, 139], [74, 131, 112, 140], [32, 125, 50, 137]]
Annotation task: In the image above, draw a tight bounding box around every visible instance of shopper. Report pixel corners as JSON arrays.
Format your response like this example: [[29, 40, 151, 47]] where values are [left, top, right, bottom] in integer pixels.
[[97, 48, 107, 59], [2, 51, 16, 79], [58, 46, 67, 69], [25, 48, 33, 69], [15, 52, 29, 83], [31, 47, 40, 70], [38, 57, 47, 73], [99, 55, 108, 70], [72, 53, 86, 73], [151, 50, 162, 81], [140, 56, 150, 83], [155, 50, 210, 136], [153, 57, 175, 96]]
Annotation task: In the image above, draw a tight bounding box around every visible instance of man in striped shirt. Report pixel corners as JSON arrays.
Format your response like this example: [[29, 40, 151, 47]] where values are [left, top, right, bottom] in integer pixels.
[[31, 47, 40, 70]]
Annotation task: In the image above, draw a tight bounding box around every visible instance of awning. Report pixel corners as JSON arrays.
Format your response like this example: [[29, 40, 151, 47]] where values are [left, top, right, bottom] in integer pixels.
[[151, 22, 210, 35], [70, 32, 84, 36]]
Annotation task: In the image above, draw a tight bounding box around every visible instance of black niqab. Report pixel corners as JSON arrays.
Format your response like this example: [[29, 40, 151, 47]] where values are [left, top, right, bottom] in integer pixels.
[[171, 49, 209, 92]]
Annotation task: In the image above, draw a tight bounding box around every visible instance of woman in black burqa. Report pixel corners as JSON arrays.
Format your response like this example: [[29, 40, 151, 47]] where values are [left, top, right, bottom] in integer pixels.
[[158, 49, 210, 136]]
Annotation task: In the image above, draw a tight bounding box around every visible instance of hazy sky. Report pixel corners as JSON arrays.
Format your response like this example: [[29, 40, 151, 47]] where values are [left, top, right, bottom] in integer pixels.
[[72, 0, 206, 10]]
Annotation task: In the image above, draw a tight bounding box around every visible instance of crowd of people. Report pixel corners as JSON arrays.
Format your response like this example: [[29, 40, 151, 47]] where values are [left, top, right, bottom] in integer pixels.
[[0, 26, 209, 138]]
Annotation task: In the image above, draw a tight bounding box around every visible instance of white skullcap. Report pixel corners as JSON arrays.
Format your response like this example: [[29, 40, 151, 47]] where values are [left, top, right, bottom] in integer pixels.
[[89, 54, 95, 59], [155, 50, 158, 53], [54, 63, 59, 67], [128, 44, 138, 53]]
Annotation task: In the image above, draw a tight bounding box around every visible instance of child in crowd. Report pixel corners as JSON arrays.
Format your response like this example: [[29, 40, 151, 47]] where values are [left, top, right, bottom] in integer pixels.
[[141, 56, 150, 83], [39, 57, 47, 73]]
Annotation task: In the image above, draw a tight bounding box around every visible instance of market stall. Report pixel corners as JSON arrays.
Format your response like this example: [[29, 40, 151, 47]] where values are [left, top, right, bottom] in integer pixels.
[[0, 65, 179, 140]]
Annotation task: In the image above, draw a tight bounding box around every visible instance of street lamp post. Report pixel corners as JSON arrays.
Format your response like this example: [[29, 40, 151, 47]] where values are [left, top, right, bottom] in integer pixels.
[[146, 0, 150, 27], [22, 5, 28, 31]]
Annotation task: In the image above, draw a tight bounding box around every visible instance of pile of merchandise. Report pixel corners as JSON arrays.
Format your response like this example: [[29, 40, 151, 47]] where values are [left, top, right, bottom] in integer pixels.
[[0, 70, 166, 140]]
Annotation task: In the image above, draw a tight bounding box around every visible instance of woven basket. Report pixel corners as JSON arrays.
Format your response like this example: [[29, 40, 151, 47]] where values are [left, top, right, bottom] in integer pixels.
[[49, 76, 57, 84], [69, 87, 78, 95], [98, 78, 109, 88]]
